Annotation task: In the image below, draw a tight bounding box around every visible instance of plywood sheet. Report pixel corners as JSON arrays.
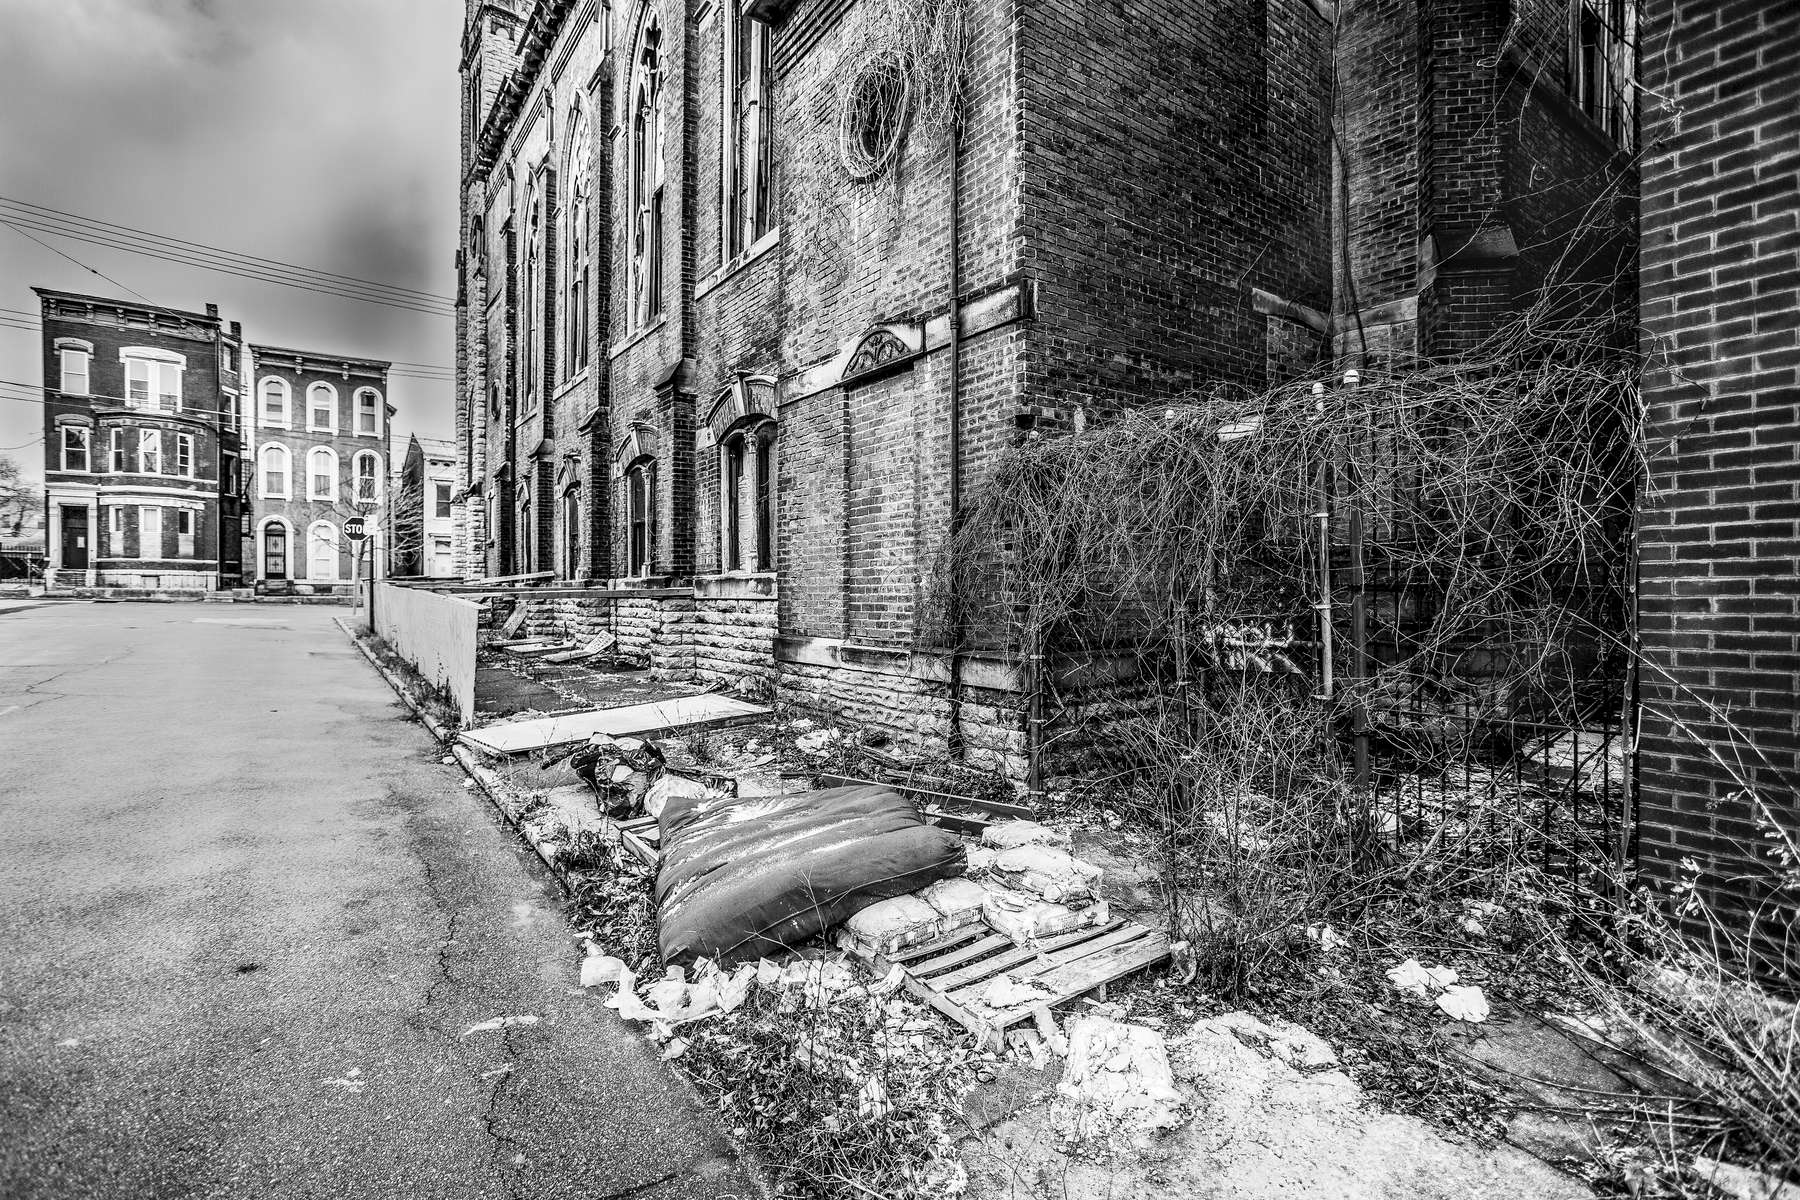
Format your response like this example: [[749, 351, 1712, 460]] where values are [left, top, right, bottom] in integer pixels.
[[458, 693, 770, 755]]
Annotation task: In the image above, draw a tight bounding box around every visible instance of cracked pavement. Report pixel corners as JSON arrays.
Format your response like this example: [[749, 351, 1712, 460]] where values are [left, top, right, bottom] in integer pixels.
[[0, 601, 752, 1199]]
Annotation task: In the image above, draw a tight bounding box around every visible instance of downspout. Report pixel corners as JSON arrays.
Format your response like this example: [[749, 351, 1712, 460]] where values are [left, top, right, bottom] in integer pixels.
[[944, 117, 966, 759]]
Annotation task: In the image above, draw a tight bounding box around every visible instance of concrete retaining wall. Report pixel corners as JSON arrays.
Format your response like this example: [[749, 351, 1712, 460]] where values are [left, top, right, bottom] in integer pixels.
[[373, 582, 479, 726]]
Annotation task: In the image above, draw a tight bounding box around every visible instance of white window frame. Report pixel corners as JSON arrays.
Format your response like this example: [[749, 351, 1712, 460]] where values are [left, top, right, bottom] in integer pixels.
[[260, 377, 292, 429], [308, 446, 340, 501], [307, 381, 338, 433], [353, 451, 381, 503], [434, 480, 453, 519], [59, 347, 91, 396], [175, 434, 194, 478], [108, 427, 125, 473], [60, 425, 91, 472], [120, 347, 184, 412], [138, 428, 162, 475], [260, 443, 291, 499], [176, 508, 195, 557], [138, 505, 163, 559], [108, 506, 124, 556], [355, 388, 381, 436]]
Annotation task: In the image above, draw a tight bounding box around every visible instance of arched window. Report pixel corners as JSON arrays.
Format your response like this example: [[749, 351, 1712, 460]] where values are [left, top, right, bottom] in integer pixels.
[[720, 419, 776, 572], [307, 382, 338, 432], [353, 451, 380, 504], [523, 179, 543, 411], [308, 446, 339, 501], [518, 484, 533, 573], [626, 458, 654, 577], [260, 443, 291, 499], [307, 520, 341, 582], [561, 485, 582, 580], [354, 388, 381, 436], [629, 11, 666, 327], [565, 103, 593, 376], [260, 378, 291, 428]]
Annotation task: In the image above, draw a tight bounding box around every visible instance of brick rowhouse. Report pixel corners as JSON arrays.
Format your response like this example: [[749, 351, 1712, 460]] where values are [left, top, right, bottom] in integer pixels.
[[35, 289, 247, 592], [1635, 0, 1800, 930], [244, 344, 395, 596], [453, 0, 1638, 775]]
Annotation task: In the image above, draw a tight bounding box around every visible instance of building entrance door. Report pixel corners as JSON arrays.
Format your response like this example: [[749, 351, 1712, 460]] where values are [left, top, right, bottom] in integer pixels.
[[59, 505, 88, 572], [264, 526, 288, 580]]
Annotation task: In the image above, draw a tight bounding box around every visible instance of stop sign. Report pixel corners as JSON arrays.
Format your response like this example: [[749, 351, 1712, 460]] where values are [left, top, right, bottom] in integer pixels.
[[345, 517, 367, 540]]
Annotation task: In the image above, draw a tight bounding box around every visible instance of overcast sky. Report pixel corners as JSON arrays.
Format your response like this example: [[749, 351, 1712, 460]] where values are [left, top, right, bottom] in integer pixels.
[[0, 0, 462, 494]]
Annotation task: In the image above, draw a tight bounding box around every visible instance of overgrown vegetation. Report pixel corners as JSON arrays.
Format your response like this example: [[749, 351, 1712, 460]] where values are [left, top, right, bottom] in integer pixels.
[[933, 303, 1799, 1190]]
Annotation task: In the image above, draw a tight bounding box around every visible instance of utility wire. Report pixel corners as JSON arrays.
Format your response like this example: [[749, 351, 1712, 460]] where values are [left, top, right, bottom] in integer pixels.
[[1, 221, 151, 303], [0, 196, 454, 306], [2, 216, 455, 317]]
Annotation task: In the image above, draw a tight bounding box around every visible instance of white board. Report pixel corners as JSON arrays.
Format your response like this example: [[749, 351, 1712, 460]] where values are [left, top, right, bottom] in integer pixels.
[[458, 693, 770, 756]]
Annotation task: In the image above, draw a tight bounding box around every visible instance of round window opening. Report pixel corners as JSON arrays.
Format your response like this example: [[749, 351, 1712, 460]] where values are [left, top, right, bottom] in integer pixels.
[[838, 53, 911, 181]]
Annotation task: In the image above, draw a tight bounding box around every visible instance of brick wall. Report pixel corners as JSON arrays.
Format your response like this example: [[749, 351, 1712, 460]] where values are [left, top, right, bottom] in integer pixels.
[[1635, 0, 1800, 927], [1019, 0, 1333, 407]]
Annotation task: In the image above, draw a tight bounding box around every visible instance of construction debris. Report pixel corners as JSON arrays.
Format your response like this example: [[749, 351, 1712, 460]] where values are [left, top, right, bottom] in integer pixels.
[[1051, 1016, 1188, 1148]]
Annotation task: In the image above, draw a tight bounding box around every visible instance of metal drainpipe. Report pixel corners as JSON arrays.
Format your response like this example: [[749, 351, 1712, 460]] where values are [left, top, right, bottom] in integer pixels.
[[1312, 381, 1336, 703], [945, 119, 967, 759]]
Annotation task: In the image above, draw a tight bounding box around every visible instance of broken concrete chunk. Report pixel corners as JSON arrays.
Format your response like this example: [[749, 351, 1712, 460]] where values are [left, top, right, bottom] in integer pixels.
[[1052, 1016, 1187, 1147], [842, 894, 943, 957], [981, 819, 1072, 851]]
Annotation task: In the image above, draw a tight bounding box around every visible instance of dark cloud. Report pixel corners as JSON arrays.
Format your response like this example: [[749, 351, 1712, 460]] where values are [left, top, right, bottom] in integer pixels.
[[0, 0, 461, 479]]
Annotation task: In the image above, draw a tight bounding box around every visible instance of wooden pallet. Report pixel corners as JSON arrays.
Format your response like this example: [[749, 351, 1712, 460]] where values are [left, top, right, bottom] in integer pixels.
[[614, 815, 661, 867], [879, 918, 1171, 1049]]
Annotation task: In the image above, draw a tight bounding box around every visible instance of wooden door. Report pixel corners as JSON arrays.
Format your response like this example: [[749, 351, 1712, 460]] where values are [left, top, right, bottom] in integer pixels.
[[59, 506, 88, 571]]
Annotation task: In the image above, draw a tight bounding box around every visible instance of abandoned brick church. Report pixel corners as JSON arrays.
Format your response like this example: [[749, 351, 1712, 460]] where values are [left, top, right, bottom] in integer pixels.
[[452, 0, 1636, 765]]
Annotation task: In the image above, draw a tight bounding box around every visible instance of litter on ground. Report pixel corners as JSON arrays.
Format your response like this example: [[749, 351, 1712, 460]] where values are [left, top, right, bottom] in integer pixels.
[[461, 1015, 541, 1037]]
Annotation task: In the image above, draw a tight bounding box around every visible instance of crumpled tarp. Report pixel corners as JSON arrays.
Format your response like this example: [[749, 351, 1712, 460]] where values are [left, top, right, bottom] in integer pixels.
[[656, 783, 967, 965]]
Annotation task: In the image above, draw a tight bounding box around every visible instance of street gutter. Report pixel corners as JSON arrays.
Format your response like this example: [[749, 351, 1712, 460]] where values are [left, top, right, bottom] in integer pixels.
[[332, 615, 570, 889]]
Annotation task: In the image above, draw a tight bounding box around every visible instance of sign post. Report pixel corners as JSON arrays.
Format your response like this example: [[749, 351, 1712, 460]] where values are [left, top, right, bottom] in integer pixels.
[[345, 517, 370, 624]]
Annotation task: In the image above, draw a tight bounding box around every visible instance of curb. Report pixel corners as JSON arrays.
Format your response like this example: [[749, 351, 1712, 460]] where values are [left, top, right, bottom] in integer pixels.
[[333, 615, 778, 1199], [332, 616, 570, 889]]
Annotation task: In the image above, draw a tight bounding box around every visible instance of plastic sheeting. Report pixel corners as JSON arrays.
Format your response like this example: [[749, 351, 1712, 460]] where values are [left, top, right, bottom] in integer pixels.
[[655, 783, 967, 965]]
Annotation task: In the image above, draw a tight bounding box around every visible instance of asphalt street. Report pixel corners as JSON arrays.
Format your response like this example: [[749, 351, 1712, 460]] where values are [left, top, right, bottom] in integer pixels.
[[0, 600, 751, 1199]]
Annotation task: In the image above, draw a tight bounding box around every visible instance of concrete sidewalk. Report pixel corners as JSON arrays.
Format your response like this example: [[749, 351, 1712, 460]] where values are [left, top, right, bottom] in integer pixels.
[[0, 601, 749, 1199]]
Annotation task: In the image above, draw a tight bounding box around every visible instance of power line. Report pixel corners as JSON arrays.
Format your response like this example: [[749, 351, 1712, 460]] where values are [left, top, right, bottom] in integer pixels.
[[3, 217, 456, 318], [1, 221, 151, 303], [0, 196, 455, 306]]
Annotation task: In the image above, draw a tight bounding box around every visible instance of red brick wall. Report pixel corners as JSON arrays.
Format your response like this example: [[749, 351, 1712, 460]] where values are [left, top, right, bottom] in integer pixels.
[[1636, 0, 1800, 919]]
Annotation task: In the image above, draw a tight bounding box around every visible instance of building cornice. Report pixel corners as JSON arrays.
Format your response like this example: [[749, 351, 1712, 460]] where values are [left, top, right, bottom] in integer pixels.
[[247, 344, 393, 376], [471, 0, 582, 179]]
